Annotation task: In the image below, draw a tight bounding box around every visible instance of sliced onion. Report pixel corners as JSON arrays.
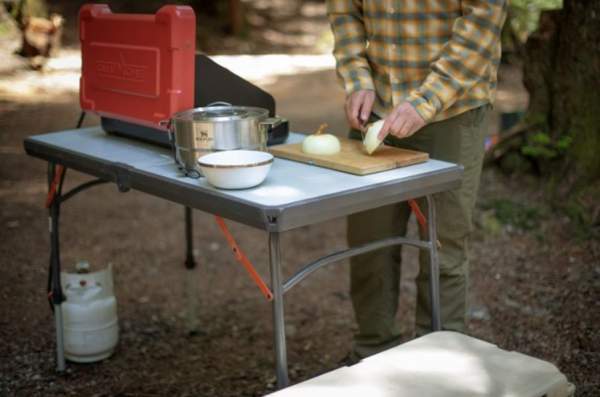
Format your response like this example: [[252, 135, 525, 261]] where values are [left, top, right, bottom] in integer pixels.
[[363, 120, 384, 155]]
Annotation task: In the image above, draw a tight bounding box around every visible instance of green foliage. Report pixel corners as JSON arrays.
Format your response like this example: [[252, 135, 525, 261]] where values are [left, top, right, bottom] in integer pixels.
[[499, 151, 534, 174], [494, 200, 541, 231], [481, 199, 544, 232], [521, 131, 572, 160], [508, 0, 562, 41], [0, 20, 12, 36], [479, 210, 503, 236]]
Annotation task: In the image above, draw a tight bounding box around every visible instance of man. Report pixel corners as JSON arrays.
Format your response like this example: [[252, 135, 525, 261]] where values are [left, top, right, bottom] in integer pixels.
[[326, 0, 507, 359]]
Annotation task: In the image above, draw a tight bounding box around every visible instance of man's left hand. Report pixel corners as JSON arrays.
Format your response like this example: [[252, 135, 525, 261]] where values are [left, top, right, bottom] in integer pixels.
[[378, 102, 426, 141]]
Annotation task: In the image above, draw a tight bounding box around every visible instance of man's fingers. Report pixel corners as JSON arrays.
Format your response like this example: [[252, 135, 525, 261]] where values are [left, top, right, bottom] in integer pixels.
[[390, 117, 408, 138], [344, 98, 354, 128], [374, 102, 426, 140], [350, 91, 365, 129], [345, 97, 359, 129], [379, 111, 398, 138], [360, 92, 375, 124], [378, 110, 399, 140], [400, 120, 416, 138], [345, 90, 378, 130]]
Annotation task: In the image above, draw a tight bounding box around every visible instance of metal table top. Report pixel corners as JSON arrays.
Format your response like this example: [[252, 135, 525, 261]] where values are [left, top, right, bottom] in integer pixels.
[[24, 127, 462, 232]]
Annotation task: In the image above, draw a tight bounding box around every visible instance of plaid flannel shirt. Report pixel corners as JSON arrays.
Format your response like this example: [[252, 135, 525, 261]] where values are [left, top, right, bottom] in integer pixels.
[[327, 0, 507, 123]]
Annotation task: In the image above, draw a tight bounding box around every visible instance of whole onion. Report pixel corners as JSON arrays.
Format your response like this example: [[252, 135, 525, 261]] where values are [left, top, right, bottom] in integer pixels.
[[302, 123, 341, 155]]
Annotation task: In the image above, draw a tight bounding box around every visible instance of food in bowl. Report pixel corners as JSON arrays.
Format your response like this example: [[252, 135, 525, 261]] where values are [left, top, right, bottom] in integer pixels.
[[197, 150, 274, 189]]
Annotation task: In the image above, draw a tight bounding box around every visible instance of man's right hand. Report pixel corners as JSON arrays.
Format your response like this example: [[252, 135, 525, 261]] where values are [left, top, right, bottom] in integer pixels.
[[345, 90, 375, 130]]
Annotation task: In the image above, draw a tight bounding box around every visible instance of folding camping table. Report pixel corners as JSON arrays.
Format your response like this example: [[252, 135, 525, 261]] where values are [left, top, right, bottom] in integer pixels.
[[24, 127, 462, 389]]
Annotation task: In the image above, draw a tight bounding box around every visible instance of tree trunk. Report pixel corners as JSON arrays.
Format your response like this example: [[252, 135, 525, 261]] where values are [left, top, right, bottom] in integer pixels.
[[522, 1, 600, 191], [228, 0, 244, 36]]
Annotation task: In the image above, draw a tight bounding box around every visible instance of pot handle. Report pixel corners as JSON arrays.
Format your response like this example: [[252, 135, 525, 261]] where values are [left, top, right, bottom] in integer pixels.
[[259, 117, 285, 130], [206, 101, 232, 107], [158, 118, 171, 129], [259, 117, 286, 150], [159, 119, 179, 167]]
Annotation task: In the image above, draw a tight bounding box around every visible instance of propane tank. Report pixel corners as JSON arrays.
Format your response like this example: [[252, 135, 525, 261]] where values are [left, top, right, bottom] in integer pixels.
[[60, 261, 119, 362]]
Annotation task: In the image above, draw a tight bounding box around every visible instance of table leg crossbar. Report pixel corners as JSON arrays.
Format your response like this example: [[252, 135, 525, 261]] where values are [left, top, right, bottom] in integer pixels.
[[283, 236, 431, 293], [269, 194, 441, 388]]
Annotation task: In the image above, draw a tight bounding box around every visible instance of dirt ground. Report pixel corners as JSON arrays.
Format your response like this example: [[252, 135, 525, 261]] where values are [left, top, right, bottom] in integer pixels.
[[1, 2, 599, 397]]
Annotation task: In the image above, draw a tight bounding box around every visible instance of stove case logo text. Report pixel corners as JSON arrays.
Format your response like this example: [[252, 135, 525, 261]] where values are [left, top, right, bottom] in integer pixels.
[[95, 53, 147, 82]]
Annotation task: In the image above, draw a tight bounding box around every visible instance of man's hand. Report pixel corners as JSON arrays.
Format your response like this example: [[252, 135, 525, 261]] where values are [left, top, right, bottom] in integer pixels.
[[345, 90, 375, 130], [378, 102, 426, 141]]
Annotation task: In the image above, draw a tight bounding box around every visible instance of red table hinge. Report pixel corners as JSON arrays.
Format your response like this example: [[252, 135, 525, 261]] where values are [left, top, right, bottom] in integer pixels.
[[408, 199, 442, 249], [215, 216, 274, 301], [45, 165, 65, 208]]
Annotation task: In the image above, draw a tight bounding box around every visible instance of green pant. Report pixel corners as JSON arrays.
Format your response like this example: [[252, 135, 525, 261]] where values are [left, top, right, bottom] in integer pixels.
[[348, 105, 489, 358]]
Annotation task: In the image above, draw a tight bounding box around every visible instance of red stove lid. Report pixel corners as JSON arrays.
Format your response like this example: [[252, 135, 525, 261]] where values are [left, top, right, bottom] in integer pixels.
[[79, 4, 196, 130]]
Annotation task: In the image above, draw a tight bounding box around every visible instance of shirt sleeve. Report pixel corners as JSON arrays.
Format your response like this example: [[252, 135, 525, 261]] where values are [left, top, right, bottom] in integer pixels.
[[326, 0, 375, 94], [406, 0, 508, 123]]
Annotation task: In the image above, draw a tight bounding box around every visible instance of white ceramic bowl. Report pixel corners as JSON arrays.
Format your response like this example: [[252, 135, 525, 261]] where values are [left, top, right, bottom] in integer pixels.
[[197, 150, 274, 189]]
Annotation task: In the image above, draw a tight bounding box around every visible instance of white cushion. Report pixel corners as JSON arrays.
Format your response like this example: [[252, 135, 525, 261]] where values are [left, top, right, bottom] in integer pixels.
[[268, 331, 574, 397]]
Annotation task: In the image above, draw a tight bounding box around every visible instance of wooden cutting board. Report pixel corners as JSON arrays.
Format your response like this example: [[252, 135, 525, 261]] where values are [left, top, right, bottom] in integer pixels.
[[270, 137, 429, 175]]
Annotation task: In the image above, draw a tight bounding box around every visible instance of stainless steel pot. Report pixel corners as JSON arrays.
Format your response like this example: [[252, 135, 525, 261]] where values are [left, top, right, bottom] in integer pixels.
[[166, 103, 283, 177]]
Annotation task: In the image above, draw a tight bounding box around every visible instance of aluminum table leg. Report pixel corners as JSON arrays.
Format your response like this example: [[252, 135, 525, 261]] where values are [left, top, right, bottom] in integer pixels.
[[426, 195, 442, 331], [48, 162, 66, 372], [269, 232, 289, 388], [54, 304, 66, 371], [184, 206, 200, 334]]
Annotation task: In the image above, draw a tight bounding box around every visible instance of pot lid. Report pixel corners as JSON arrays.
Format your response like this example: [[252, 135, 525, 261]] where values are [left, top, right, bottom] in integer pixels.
[[172, 106, 268, 122]]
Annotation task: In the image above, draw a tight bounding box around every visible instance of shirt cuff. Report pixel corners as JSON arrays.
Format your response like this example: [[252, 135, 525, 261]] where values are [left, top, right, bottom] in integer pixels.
[[343, 67, 375, 95], [405, 91, 439, 124]]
